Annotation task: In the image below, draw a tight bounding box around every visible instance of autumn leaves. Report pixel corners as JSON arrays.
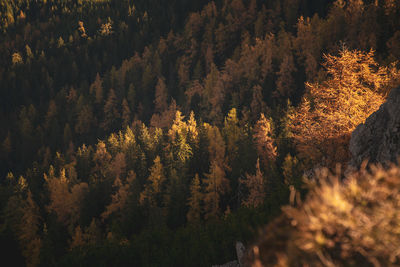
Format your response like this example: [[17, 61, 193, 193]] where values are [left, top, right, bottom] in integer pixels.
[[288, 48, 399, 167]]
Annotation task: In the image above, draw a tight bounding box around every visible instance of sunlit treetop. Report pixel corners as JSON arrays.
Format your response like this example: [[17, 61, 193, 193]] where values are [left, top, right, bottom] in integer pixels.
[[289, 47, 399, 166]]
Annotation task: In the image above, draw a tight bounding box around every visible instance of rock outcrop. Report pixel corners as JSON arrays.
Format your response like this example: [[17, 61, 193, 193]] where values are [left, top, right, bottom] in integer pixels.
[[350, 86, 400, 167], [212, 242, 245, 267]]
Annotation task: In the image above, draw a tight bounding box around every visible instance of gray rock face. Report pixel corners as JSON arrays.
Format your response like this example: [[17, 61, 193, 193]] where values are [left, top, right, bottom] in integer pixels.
[[212, 242, 245, 267], [350, 86, 400, 167]]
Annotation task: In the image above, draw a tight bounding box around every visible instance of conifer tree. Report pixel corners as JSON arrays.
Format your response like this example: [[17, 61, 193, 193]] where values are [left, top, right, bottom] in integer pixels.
[[12, 52, 23, 65], [139, 156, 165, 208], [240, 158, 265, 208], [203, 160, 229, 219], [289, 48, 389, 166], [187, 174, 203, 223], [223, 108, 240, 157], [154, 77, 168, 113], [121, 98, 131, 128], [46, 168, 88, 227], [2, 132, 12, 157], [253, 113, 277, 170], [282, 153, 303, 189], [84, 219, 102, 245], [63, 123, 72, 147], [187, 111, 199, 145], [19, 191, 42, 267], [101, 171, 135, 221], [102, 89, 120, 131], [250, 85, 267, 122], [109, 152, 127, 179], [90, 73, 103, 104], [25, 45, 33, 60], [275, 53, 297, 98], [75, 105, 95, 135], [204, 123, 226, 165], [70, 225, 85, 249]]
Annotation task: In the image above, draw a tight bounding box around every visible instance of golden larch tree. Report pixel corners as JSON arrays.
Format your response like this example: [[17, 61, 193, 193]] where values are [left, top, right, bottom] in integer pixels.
[[288, 48, 392, 166], [101, 171, 135, 221], [253, 113, 277, 170], [139, 156, 165, 207], [240, 158, 266, 208], [45, 168, 88, 227]]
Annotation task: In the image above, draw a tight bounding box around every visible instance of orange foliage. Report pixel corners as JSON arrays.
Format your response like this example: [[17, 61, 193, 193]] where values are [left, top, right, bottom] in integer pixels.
[[45, 168, 88, 227], [139, 156, 165, 207], [101, 171, 135, 220], [247, 163, 400, 266], [289, 48, 392, 166], [253, 114, 277, 169], [240, 158, 266, 208]]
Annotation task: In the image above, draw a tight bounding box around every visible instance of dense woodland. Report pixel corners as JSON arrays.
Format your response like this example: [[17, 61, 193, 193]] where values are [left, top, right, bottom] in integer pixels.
[[0, 0, 400, 266]]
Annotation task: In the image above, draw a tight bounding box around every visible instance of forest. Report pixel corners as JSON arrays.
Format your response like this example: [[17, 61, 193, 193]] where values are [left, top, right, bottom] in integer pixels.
[[0, 0, 400, 266]]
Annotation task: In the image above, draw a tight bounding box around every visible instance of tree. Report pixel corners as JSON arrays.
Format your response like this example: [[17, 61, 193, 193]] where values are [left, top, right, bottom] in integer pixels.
[[25, 45, 33, 60], [18, 191, 42, 267], [78, 21, 87, 38], [109, 152, 127, 179], [282, 153, 303, 189], [154, 77, 168, 113], [46, 168, 88, 228], [250, 85, 267, 122], [203, 160, 229, 219], [187, 111, 199, 145], [63, 123, 72, 147], [275, 53, 297, 98], [101, 171, 135, 221], [289, 48, 389, 166], [2, 132, 12, 157], [70, 225, 85, 249], [187, 174, 203, 223], [223, 108, 240, 157], [253, 114, 277, 170], [57, 37, 65, 48], [202, 63, 225, 123], [83, 219, 102, 245], [121, 98, 131, 128], [204, 123, 226, 165], [240, 159, 265, 208], [168, 111, 193, 165], [75, 105, 95, 135], [93, 141, 112, 178], [90, 73, 103, 104], [294, 16, 321, 81], [102, 89, 120, 131], [139, 156, 165, 208], [99, 18, 114, 36], [12, 52, 23, 65]]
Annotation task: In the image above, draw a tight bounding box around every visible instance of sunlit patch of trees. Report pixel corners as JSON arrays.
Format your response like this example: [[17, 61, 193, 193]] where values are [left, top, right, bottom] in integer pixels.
[[289, 48, 399, 167]]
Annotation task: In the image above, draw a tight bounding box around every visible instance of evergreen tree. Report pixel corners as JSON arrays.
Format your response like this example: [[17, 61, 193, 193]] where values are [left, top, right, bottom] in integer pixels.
[[90, 73, 104, 104], [18, 191, 42, 267], [154, 77, 168, 113], [187, 174, 203, 223], [102, 89, 120, 131], [139, 156, 165, 208], [121, 98, 131, 128], [203, 160, 229, 219], [240, 159, 265, 208], [253, 113, 277, 170]]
